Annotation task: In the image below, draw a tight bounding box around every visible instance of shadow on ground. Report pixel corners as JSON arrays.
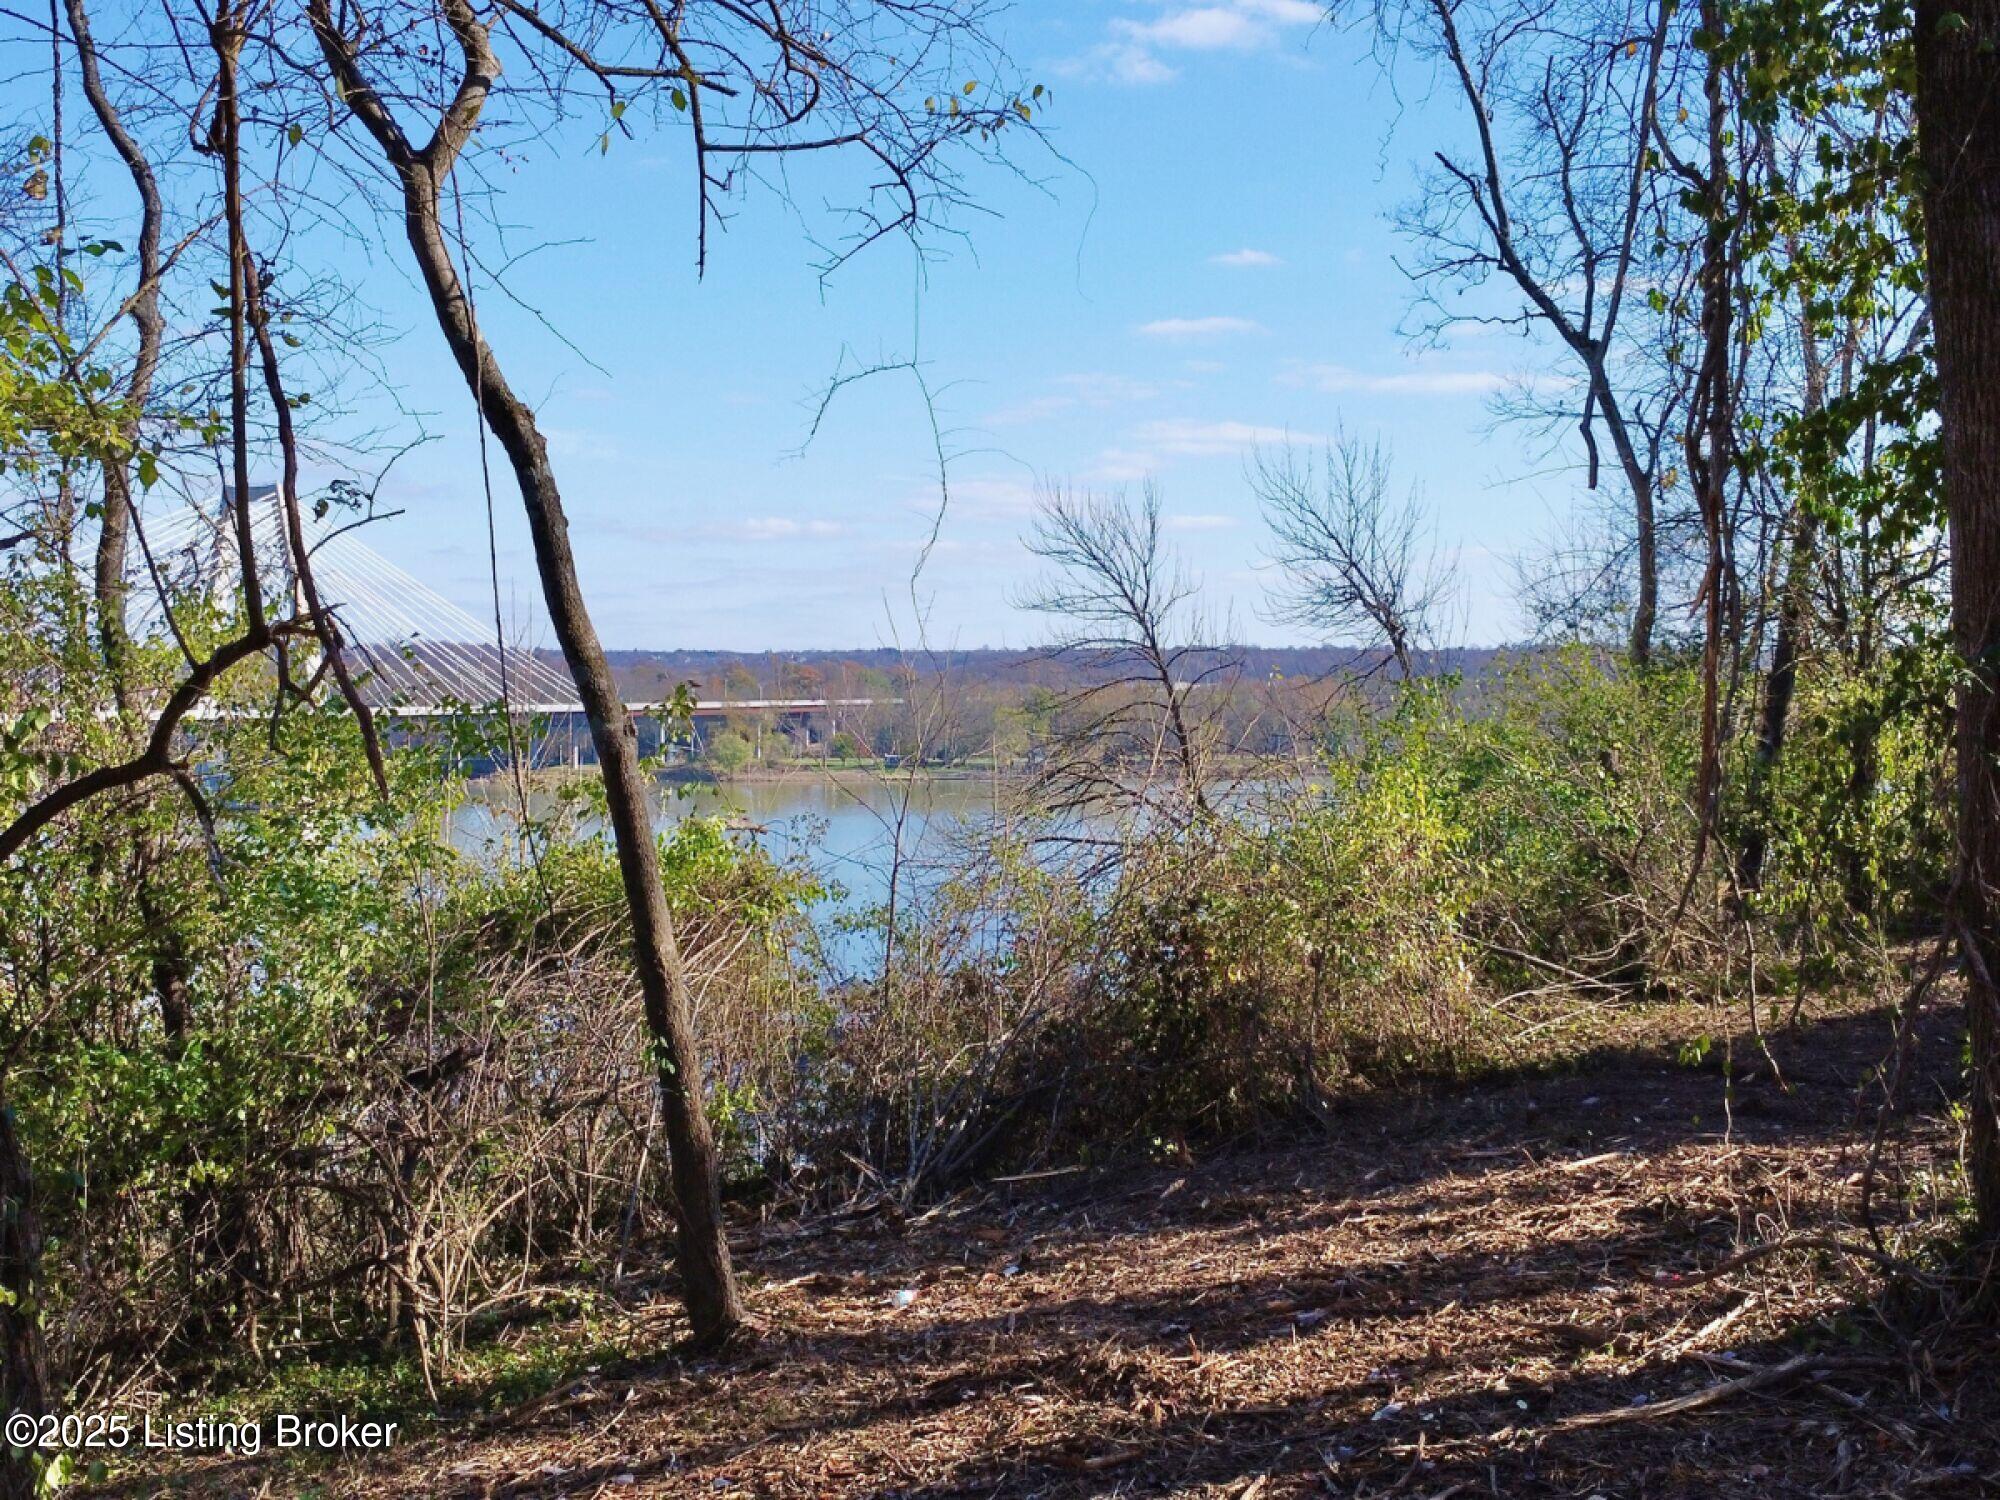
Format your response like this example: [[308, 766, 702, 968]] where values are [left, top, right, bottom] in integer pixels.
[[106, 995, 1997, 1499]]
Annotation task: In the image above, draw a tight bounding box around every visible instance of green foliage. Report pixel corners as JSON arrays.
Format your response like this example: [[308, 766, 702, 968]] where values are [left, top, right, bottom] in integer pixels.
[[6, 706, 462, 1321], [0, 455, 819, 1382], [0, 267, 131, 479], [0, 272, 1959, 1410], [1749, 633, 1954, 936], [703, 728, 753, 775], [1084, 715, 1484, 1137], [1728, 0, 1937, 544]]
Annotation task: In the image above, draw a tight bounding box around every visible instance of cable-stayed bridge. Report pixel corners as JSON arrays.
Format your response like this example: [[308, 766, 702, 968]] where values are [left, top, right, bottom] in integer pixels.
[[139, 494, 889, 763]]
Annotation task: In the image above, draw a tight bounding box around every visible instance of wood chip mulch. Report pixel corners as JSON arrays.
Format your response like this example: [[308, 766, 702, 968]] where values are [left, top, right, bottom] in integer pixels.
[[121, 997, 2000, 1498]]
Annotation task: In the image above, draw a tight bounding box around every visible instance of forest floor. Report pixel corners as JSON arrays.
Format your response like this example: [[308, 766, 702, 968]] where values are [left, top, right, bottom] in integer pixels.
[[110, 990, 1998, 1499]]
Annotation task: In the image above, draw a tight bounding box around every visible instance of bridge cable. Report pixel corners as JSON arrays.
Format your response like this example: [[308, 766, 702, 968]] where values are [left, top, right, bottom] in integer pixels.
[[451, 164, 556, 911]]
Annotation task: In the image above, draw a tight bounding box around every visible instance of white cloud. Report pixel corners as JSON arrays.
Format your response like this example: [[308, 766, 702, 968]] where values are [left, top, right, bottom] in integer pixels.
[[1123, 7, 1266, 50], [982, 393, 1079, 426], [1096, 46, 1178, 84], [1066, 0, 1324, 85], [940, 476, 1041, 521], [1296, 362, 1511, 396], [735, 517, 847, 540], [984, 372, 1165, 426], [1137, 315, 1266, 339], [1131, 418, 1319, 455], [1060, 372, 1166, 402], [1240, 0, 1327, 19], [1164, 512, 1240, 531], [1086, 418, 1317, 480], [1091, 448, 1159, 483], [865, 533, 1015, 562], [1211, 247, 1282, 267], [543, 427, 620, 462], [589, 512, 848, 547]]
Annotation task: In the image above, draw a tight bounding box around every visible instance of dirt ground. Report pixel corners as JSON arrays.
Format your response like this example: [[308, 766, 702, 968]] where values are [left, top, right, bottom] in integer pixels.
[[119, 995, 1999, 1498]]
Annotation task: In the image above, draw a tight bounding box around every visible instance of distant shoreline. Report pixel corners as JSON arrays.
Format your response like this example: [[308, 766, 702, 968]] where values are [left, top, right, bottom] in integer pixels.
[[485, 761, 1016, 792], [667, 763, 1006, 787]]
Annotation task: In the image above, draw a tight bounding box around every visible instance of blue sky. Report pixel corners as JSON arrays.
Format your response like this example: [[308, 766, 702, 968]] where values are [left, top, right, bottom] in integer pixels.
[[316, 2, 1576, 651]]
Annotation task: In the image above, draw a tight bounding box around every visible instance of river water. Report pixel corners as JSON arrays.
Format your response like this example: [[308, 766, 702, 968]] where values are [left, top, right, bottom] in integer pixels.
[[447, 772, 1017, 972]]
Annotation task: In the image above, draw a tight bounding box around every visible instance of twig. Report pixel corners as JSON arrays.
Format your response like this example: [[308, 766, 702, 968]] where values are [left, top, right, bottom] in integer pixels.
[[1665, 1233, 1933, 1290], [1552, 1352, 1892, 1430]]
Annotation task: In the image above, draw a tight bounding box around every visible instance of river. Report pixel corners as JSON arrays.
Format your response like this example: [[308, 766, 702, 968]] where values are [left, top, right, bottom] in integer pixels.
[[447, 771, 1018, 972]]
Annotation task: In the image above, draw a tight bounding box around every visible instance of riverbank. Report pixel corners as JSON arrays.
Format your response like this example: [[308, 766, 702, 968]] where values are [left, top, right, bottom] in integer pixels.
[[669, 760, 1019, 786], [489, 760, 1024, 795], [95, 986, 1993, 1498]]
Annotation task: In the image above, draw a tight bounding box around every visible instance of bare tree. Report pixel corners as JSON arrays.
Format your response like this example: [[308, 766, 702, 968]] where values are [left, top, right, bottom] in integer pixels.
[[1018, 483, 1225, 830], [1649, 0, 1743, 907], [303, 0, 1034, 1346], [1732, 219, 1833, 897], [1354, 0, 1683, 665], [0, 1, 384, 864], [1254, 435, 1458, 680], [66, 0, 165, 702], [308, 0, 743, 1347], [0, 5, 385, 1470]]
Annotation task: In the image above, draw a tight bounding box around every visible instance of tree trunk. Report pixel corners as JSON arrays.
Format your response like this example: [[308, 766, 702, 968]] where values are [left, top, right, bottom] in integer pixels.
[[310, 0, 743, 1345], [1841, 710, 1883, 917], [1737, 258, 1833, 897], [403, 164, 743, 1347], [0, 1094, 47, 1500], [1629, 467, 1659, 670], [68, 0, 164, 701], [1915, 0, 2000, 1246], [1587, 356, 1659, 669], [1735, 505, 1817, 896]]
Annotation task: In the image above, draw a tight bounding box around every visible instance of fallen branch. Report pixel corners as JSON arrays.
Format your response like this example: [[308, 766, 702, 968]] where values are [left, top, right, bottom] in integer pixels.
[[1552, 1352, 1894, 1430], [1664, 1234, 1933, 1290]]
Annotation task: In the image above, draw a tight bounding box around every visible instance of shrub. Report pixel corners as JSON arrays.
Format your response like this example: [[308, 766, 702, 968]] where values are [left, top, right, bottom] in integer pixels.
[[704, 728, 753, 775]]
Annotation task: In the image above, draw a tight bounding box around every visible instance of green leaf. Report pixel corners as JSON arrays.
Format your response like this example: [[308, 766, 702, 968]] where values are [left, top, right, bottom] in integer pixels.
[[671, 86, 688, 111]]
